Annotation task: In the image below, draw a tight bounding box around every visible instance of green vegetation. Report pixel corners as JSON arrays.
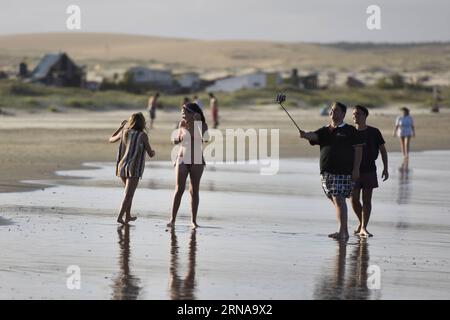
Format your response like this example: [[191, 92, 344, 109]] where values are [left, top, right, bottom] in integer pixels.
[[0, 79, 447, 112], [0, 80, 147, 110], [199, 85, 446, 110]]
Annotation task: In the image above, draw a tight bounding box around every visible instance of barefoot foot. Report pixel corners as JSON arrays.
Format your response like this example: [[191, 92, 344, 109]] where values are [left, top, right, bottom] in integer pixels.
[[358, 228, 373, 238], [191, 222, 199, 229], [328, 232, 339, 239], [125, 216, 137, 223], [354, 225, 362, 235], [328, 232, 349, 240], [336, 232, 350, 240], [166, 221, 175, 228]]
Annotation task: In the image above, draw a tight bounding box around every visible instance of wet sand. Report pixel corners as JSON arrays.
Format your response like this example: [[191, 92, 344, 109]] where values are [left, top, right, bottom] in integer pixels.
[[1, 151, 449, 299]]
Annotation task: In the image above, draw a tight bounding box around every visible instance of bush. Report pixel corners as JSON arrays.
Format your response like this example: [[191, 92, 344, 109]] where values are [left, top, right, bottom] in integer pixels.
[[66, 99, 94, 109], [99, 79, 122, 91], [376, 73, 405, 89], [47, 106, 60, 112], [9, 83, 44, 96], [24, 97, 42, 107]]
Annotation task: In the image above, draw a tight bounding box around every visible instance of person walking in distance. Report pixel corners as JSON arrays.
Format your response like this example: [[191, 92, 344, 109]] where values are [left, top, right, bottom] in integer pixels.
[[393, 107, 415, 160], [209, 92, 219, 129], [147, 92, 159, 129]]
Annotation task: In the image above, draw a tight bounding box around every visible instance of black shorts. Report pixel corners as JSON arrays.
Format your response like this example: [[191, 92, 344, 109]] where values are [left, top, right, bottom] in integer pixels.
[[354, 171, 379, 189]]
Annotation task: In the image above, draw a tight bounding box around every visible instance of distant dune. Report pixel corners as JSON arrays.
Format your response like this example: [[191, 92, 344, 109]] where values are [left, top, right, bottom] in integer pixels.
[[1, 33, 450, 72]]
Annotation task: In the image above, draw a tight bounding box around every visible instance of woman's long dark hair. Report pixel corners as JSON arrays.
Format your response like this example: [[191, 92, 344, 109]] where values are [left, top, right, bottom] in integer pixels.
[[185, 102, 206, 124]]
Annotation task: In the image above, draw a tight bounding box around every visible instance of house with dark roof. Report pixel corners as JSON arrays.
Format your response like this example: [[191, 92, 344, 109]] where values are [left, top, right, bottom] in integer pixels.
[[30, 53, 84, 87]]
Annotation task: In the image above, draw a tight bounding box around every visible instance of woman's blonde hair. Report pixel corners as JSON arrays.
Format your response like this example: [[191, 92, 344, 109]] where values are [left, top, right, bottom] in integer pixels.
[[127, 112, 146, 131]]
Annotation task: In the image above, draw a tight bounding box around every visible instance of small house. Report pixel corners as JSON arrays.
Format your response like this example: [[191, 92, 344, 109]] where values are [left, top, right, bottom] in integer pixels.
[[177, 72, 201, 91], [126, 66, 173, 88], [206, 72, 267, 93], [30, 52, 84, 87]]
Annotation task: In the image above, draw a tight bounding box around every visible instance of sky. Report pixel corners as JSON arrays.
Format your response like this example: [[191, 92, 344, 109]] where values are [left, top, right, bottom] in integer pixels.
[[1, 0, 449, 42]]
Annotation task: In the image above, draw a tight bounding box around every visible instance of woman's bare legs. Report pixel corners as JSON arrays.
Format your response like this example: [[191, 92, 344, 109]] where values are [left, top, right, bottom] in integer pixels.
[[399, 137, 406, 158], [168, 163, 189, 227], [188, 165, 204, 229], [351, 187, 363, 234], [351, 187, 374, 237], [117, 177, 139, 224], [404, 136, 411, 158], [124, 181, 139, 223], [359, 188, 373, 237]]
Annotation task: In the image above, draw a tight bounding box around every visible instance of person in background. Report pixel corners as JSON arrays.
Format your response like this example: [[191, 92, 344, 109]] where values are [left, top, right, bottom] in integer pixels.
[[193, 95, 204, 111], [209, 92, 219, 129], [147, 92, 160, 129], [393, 107, 415, 160]]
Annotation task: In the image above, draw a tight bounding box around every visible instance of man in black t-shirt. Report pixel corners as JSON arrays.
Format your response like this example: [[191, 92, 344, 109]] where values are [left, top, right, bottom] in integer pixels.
[[300, 102, 364, 241], [351, 105, 389, 238]]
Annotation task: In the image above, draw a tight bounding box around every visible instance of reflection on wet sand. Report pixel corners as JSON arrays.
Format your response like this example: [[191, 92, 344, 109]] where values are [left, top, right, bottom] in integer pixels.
[[169, 228, 197, 300], [397, 157, 412, 205], [111, 225, 141, 300], [0, 216, 14, 226], [314, 239, 378, 300]]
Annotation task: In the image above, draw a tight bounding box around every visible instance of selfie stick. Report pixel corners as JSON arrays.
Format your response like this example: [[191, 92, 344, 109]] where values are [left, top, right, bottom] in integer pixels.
[[276, 93, 301, 132]]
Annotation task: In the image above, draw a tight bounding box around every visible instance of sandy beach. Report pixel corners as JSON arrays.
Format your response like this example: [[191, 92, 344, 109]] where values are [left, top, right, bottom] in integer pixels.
[[1, 105, 450, 193], [1, 106, 450, 299]]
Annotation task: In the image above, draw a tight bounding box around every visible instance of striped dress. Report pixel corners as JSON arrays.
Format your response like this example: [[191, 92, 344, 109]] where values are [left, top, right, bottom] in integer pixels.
[[116, 129, 146, 178]]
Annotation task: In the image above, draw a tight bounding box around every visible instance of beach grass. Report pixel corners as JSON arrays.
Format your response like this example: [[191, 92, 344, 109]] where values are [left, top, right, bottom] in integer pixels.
[[0, 79, 447, 111]]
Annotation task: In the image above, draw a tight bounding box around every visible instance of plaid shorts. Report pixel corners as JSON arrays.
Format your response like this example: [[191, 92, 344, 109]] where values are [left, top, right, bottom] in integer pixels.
[[321, 172, 354, 199]]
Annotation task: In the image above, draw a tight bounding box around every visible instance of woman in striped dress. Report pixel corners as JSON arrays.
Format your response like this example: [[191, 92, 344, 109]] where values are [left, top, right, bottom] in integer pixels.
[[109, 112, 155, 224]]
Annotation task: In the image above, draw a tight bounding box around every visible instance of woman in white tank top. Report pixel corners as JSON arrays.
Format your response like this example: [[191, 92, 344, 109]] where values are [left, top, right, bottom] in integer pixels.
[[168, 103, 208, 229]]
